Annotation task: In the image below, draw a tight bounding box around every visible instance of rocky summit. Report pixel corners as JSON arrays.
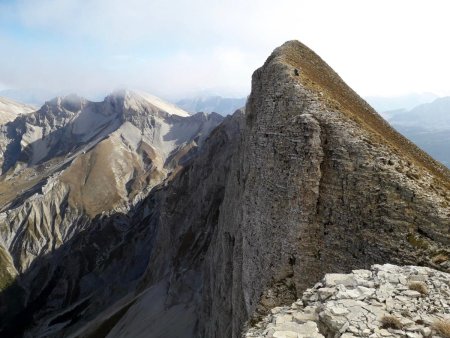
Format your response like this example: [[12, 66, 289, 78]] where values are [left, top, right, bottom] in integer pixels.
[[0, 41, 449, 338], [245, 264, 450, 338]]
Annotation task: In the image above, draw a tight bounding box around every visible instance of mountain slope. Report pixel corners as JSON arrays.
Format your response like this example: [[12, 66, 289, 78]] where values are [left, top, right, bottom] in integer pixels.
[[0, 90, 222, 296], [0, 97, 35, 125], [196, 40, 449, 336], [0, 41, 448, 338], [70, 41, 450, 337]]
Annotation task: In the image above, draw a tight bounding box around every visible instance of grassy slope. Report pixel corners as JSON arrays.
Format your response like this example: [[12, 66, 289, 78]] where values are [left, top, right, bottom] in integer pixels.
[[272, 40, 450, 191]]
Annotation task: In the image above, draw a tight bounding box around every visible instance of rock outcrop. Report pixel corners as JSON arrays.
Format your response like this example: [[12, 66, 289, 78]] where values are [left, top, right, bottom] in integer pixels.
[[245, 264, 450, 338], [198, 40, 450, 337], [0, 41, 449, 338]]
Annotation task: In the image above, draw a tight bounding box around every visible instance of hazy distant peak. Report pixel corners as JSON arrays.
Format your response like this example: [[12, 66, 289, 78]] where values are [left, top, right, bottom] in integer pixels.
[[0, 96, 35, 124], [108, 89, 191, 117], [45, 94, 87, 113], [418, 95, 450, 108], [366, 92, 439, 112], [388, 95, 450, 131], [177, 95, 246, 116]]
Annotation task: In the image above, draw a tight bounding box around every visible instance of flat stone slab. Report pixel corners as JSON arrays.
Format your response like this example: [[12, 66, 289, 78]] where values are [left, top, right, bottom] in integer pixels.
[[244, 264, 450, 338]]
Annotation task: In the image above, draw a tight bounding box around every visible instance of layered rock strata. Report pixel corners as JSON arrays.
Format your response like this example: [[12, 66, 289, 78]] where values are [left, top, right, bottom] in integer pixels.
[[199, 40, 450, 337], [0, 41, 449, 338]]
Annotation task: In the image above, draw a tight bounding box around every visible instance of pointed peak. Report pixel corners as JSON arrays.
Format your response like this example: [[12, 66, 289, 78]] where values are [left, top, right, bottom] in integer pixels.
[[45, 94, 86, 113], [257, 40, 450, 184], [106, 89, 190, 117]]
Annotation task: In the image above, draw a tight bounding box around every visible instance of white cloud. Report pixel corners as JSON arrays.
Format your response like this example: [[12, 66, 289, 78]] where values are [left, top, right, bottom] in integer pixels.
[[1, 0, 450, 99]]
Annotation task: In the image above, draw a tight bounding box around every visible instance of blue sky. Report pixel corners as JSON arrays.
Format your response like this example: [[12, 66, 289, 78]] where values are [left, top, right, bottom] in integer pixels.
[[1, 0, 450, 100]]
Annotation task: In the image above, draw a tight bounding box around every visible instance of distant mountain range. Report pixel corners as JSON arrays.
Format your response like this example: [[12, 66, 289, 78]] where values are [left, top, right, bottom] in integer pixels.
[[0, 41, 449, 338], [1, 89, 448, 168], [177, 96, 246, 115], [384, 97, 450, 167], [0, 88, 58, 106], [365, 92, 438, 112], [0, 89, 247, 117]]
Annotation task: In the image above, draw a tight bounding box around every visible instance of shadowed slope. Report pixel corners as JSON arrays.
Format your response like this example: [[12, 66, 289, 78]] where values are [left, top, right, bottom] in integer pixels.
[[0, 41, 448, 338]]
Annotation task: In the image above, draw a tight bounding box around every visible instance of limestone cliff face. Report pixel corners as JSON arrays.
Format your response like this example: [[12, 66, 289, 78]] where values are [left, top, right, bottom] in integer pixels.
[[0, 41, 448, 338], [200, 40, 449, 337], [80, 41, 448, 338]]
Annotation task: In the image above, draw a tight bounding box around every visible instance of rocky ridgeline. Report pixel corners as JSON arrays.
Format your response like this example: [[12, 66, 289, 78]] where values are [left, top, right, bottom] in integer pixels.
[[2, 41, 449, 338], [245, 264, 450, 338]]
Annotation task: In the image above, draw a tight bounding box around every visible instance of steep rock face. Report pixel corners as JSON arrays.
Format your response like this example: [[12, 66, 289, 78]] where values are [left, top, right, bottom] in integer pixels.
[[0, 111, 241, 338], [79, 41, 449, 338], [200, 40, 449, 337], [0, 41, 449, 338]]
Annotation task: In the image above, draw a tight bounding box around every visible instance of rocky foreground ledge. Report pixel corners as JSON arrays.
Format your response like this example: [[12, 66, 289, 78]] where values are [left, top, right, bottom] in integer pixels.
[[244, 264, 450, 338]]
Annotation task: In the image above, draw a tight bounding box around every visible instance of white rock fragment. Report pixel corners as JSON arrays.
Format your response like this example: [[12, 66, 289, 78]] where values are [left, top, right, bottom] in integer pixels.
[[273, 330, 298, 338], [402, 290, 421, 298], [244, 264, 450, 338]]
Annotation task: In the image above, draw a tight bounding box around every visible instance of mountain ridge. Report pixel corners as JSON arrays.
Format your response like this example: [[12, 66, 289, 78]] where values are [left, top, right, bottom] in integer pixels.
[[0, 89, 223, 279], [272, 41, 450, 186], [177, 95, 246, 116], [0, 41, 448, 338]]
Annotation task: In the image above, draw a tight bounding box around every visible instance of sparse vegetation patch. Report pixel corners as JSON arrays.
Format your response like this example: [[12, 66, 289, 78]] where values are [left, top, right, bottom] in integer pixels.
[[433, 319, 450, 338], [408, 281, 428, 295], [432, 253, 449, 265], [381, 315, 403, 330]]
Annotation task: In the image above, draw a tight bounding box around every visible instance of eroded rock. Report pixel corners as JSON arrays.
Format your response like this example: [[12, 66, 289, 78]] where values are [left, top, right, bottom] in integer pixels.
[[245, 264, 450, 338]]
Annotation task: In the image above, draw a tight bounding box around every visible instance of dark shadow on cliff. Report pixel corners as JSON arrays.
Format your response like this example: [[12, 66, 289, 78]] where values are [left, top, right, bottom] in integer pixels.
[[0, 112, 242, 338], [0, 201, 153, 337]]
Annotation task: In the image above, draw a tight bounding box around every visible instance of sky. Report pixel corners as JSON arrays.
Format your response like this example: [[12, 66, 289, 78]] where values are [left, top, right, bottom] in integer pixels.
[[1, 0, 450, 101]]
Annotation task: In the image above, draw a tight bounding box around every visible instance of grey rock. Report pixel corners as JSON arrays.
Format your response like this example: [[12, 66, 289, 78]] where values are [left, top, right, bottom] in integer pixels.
[[318, 287, 336, 300], [324, 274, 357, 287], [1, 40, 449, 338], [402, 290, 422, 298], [245, 264, 450, 338]]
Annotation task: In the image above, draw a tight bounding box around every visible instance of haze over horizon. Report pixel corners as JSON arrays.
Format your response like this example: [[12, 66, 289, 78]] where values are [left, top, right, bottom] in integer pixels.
[[1, 0, 450, 101]]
